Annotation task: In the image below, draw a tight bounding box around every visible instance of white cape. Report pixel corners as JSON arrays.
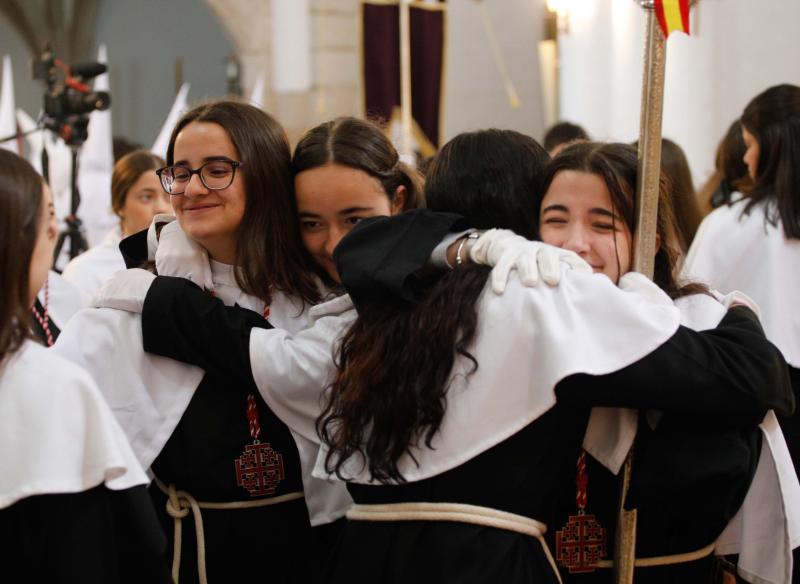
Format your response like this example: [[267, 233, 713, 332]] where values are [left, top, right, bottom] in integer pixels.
[[37, 270, 90, 331], [62, 228, 126, 299], [684, 199, 800, 367], [53, 262, 351, 525], [313, 269, 682, 483], [0, 341, 148, 509]]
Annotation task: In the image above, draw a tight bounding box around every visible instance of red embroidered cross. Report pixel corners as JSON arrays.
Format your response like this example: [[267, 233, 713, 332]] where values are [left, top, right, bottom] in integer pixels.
[[555, 512, 607, 573], [235, 442, 285, 497]]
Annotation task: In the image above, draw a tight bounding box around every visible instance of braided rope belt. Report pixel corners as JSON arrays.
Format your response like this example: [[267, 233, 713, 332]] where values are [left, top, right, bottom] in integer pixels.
[[593, 540, 716, 568], [346, 502, 563, 584], [154, 477, 304, 584]]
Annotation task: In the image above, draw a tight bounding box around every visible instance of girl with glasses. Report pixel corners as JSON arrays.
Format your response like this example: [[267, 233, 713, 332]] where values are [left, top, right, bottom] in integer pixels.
[[86, 113, 552, 580], [0, 149, 170, 583], [54, 101, 337, 583]]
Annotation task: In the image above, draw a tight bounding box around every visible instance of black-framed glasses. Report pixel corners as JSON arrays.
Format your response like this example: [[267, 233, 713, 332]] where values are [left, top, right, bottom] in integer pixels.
[[156, 159, 243, 195]]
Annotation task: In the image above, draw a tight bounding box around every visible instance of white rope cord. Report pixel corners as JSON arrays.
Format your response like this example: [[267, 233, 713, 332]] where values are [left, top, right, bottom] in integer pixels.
[[347, 502, 562, 584], [593, 540, 717, 568], [154, 478, 304, 584]]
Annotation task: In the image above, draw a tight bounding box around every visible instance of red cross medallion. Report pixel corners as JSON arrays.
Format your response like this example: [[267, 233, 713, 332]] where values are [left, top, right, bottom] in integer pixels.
[[555, 449, 607, 573], [235, 442, 285, 497], [555, 510, 607, 573], [234, 393, 285, 497]]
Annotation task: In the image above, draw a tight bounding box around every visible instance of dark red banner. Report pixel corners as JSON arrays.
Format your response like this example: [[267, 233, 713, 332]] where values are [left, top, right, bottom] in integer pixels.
[[361, 1, 446, 156]]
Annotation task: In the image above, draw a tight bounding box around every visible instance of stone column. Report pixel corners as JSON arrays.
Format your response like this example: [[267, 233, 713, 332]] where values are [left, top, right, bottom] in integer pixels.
[[205, 0, 361, 145]]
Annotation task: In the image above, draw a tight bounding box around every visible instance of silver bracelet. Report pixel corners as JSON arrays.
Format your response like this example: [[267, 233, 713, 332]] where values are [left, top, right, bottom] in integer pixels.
[[455, 232, 481, 266]]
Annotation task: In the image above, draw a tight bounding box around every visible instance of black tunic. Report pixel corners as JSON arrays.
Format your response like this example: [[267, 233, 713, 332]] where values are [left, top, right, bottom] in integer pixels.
[[0, 484, 171, 584], [123, 216, 794, 582], [335, 405, 590, 584], [328, 210, 793, 582], [135, 272, 790, 583], [323, 304, 788, 584], [119, 229, 321, 584]]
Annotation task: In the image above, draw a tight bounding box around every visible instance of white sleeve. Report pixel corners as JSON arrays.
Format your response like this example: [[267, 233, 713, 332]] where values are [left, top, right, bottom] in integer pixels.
[[249, 296, 357, 444]]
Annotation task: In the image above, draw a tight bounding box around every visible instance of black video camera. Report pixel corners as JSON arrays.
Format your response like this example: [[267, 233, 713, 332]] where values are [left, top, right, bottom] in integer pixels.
[[30, 44, 111, 146]]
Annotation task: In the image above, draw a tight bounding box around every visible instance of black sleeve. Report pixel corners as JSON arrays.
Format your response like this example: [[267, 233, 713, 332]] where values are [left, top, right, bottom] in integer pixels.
[[334, 209, 465, 311], [118, 228, 149, 269], [556, 306, 794, 423], [141, 275, 268, 386], [0, 485, 170, 584]]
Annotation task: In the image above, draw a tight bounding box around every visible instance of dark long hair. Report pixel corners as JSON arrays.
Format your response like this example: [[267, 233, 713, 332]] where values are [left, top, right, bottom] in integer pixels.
[[166, 101, 320, 304], [740, 84, 800, 238], [426, 129, 549, 238], [319, 130, 549, 482], [657, 139, 702, 252], [537, 142, 705, 299], [0, 151, 44, 364], [697, 120, 754, 214], [292, 117, 422, 211]]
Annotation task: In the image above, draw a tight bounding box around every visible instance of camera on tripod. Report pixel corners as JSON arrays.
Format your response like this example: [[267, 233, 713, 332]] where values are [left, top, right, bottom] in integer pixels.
[[29, 43, 112, 263], [30, 43, 111, 147]]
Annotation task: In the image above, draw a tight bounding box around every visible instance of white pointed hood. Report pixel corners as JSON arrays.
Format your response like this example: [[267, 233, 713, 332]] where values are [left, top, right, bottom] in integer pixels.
[[249, 72, 266, 109], [151, 82, 190, 159], [78, 44, 117, 248], [80, 44, 113, 175], [0, 55, 19, 153]]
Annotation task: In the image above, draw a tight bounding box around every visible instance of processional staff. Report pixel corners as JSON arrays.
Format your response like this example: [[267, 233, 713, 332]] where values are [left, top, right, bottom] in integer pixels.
[[398, 0, 414, 162], [616, 1, 693, 582]]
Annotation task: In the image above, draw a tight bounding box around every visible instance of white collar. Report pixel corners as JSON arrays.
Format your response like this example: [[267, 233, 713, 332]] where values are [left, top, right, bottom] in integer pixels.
[[684, 198, 800, 366]]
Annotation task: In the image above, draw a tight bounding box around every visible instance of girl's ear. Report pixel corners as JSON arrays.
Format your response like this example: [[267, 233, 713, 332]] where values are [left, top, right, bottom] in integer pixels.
[[655, 232, 661, 253], [391, 185, 407, 215]]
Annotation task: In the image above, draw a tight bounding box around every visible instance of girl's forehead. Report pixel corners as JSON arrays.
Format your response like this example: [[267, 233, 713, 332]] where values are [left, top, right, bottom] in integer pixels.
[[174, 122, 238, 160], [544, 171, 614, 204]]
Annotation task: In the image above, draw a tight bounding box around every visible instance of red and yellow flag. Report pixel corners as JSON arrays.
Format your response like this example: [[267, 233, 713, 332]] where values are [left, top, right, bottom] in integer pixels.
[[654, 0, 690, 37]]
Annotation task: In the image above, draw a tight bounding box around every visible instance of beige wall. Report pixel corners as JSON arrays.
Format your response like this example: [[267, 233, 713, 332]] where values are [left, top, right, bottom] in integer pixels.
[[558, 0, 800, 187], [207, 0, 547, 149]]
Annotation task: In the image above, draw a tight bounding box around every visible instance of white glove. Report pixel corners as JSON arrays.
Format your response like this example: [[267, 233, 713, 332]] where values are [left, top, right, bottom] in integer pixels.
[[617, 272, 673, 307], [155, 220, 214, 290], [469, 229, 592, 293], [712, 289, 762, 318], [146, 213, 177, 261], [91, 268, 156, 313]]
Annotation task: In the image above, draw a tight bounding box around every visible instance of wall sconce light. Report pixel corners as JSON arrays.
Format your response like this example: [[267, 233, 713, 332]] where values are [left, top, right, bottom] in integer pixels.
[[546, 0, 571, 34]]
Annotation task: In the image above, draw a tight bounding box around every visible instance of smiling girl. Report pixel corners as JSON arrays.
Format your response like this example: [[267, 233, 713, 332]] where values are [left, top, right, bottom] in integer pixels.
[[54, 102, 331, 584], [534, 141, 795, 583], [292, 117, 420, 283], [315, 136, 793, 584]]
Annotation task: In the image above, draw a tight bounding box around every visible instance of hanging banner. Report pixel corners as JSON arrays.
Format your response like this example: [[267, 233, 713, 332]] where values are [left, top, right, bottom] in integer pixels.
[[361, 0, 447, 157], [654, 0, 690, 38]]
